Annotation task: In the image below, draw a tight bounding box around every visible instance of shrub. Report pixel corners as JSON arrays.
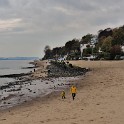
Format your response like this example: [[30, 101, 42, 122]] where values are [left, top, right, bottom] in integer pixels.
[[69, 64, 73, 68]]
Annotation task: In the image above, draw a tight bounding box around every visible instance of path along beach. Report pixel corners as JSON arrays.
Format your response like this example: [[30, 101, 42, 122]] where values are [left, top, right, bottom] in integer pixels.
[[0, 60, 124, 124]]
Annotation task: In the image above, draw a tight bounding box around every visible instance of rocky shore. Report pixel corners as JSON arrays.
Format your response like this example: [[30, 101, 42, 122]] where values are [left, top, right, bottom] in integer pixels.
[[0, 60, 90, 90], [0, 60, 89, 110], [47, 61, 90, 77]]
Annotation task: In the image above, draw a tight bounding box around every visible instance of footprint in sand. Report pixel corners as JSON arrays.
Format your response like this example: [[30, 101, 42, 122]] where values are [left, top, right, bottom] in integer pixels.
[[89, 119, 94, 122], [13, 122, 22, 124], [45, 119, 51, 122], [0, 118, 6, 121], [96, 103, 100, 105], [40, 121, 45, 123]]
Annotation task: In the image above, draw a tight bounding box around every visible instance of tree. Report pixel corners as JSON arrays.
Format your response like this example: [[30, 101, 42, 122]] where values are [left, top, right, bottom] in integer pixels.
[[110, 45, 122, 59], [65, 39, 80, 53], [80, 34, 93, 44], [43, 45, 52, 59], [52, 47, 64, 56], [101, 36, 113, 52], [42, 25, 124, 60], [60, 46, 66, 56], [65, 41, 72, 53], [98, 28, 113, 39], [44, 45, 50, 53], [112, 27, 124, 46]]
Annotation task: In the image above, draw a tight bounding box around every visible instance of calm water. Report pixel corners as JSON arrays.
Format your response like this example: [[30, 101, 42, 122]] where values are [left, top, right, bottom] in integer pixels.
[[0, 60, 33, 75], [0, 60, 34, 86], [0, 60, 83, 110]]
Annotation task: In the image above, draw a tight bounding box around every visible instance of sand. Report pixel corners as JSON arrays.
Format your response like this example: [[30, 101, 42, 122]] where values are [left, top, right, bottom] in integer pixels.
[[30, 60, 49, 78], [0, 60, 124, 124]]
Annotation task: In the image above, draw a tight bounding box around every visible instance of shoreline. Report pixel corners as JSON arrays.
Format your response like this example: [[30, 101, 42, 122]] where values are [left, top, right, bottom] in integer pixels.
[[0, 71, 87, 111], [0, 61, 86, 109], [0, 74, 86, 114], [0, 60, 124, 124], [0, 75, 84, 111], [0, 60, 88, 111]]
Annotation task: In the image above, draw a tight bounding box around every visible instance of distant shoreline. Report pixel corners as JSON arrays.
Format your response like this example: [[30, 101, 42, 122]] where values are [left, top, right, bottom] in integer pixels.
[[0, 57, 39, 60]]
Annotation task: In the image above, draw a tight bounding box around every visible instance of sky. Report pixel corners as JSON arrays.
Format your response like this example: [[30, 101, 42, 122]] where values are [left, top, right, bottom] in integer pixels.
[[0, 0, 124, 58]]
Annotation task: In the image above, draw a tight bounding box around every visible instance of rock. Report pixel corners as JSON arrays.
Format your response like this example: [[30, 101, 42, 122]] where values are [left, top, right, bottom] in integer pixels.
[[46, 61, 89, 78]]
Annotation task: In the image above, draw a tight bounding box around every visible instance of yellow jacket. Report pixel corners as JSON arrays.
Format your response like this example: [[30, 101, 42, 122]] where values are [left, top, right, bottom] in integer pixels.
[[70, 86, 77, 93], [61, 91, 65, 96]]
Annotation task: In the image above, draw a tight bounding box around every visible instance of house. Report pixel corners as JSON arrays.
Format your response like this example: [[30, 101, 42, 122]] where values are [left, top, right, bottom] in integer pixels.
[[122, 46, 124, 52]]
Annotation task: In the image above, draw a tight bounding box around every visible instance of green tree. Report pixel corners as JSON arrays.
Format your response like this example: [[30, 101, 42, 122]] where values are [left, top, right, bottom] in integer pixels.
[[110, 45, 122, 59], [65, 39, 80, 53], [98, 28, 112, 39], [101, 36, 113, 52], [80, 34, 93, 44], [112, 27, 124, 46], [52, 47, 61, 56], [43, 45, 52, 59]]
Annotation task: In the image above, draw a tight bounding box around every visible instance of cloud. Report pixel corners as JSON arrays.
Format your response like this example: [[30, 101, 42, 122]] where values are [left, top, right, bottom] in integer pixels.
[[1, 0, 123, 33], [0, 0, 9, 7], [0, 18, 23, 33], [0, 0, 124, 57]]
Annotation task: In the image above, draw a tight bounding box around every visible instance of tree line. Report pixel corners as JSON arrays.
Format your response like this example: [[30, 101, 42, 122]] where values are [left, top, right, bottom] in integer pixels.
[[42, 25, 124, 60]]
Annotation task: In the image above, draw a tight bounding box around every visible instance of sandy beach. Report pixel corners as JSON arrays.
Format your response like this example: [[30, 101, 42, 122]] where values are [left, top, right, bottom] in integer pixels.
[[0, 60, 124, 124]]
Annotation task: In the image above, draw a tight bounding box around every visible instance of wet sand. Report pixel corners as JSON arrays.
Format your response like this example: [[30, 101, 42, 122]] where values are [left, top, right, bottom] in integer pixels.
[[0, 60, 82, 110], [0, 60, 124, 124]]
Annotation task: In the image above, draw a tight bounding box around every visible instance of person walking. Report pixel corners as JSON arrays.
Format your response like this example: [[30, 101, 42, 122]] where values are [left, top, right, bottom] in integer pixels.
[[61, 90, 66, 99], [70, 85, 77, 100]]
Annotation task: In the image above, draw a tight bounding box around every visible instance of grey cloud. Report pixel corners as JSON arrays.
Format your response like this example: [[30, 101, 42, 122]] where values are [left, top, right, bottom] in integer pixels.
[[0, 0, 124, 57], [0, 0, 123, 33], [0, 0, 9, 7]]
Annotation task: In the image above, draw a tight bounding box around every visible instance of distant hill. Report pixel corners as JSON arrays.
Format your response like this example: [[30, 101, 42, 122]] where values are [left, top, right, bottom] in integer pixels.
[[0, 57, 39, 60]]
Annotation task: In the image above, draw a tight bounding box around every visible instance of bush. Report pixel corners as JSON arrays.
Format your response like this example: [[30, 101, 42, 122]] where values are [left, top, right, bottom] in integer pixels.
[[69, 64, 73, 68]]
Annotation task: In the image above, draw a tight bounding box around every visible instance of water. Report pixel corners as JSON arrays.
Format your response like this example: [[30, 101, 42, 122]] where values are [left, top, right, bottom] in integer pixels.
[[0, 60, 34, 86], [0, 60, 33, 75], [0, 60, 83, 110]]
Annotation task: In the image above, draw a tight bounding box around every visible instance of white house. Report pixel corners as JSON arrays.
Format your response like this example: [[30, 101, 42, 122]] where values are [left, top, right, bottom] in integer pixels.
[[80, 44, 88, 57], [122, 46, 124, 52]]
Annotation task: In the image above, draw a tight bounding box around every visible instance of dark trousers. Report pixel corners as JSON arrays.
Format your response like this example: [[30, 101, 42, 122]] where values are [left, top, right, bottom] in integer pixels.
[[62, 96, 65, 99], [72, 93, 76, 100]]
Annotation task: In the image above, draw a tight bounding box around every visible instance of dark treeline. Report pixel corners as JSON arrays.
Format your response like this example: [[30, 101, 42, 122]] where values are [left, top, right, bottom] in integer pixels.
[[43, 25, 124, 60]]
